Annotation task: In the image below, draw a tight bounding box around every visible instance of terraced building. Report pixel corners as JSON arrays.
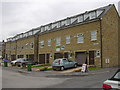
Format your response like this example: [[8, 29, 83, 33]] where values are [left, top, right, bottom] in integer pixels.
[[4, 4, 120, 67]]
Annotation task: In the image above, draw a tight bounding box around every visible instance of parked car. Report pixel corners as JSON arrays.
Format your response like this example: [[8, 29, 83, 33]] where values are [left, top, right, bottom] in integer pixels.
[[52, 58, 77, 71], [102, 69, 120, 89], [11, 58, 23, 65], [16, 58, 38, 67]]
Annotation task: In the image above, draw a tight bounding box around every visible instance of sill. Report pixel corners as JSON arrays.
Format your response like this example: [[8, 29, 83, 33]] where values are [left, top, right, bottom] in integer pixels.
[[91, 40, 97, 42]]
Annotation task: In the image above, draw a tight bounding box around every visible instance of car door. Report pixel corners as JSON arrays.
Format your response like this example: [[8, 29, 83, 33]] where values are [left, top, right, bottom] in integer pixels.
[[63, 59, 69, 68], [68, 59, 74, 68]]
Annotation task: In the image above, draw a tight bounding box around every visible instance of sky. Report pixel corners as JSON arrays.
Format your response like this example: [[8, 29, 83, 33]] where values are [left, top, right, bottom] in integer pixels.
[[0, 0, 120, 42]]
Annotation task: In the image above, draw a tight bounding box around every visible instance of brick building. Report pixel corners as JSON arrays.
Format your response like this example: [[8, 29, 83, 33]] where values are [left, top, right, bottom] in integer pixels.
[[4, 4, 120, 67]]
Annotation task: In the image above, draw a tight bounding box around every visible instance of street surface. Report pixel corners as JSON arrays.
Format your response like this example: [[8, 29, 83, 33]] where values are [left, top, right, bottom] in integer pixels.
[[2, 66, 119, 88]]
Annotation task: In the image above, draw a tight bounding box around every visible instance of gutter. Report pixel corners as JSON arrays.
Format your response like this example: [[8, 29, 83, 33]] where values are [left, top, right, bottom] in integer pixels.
[[99, 18, 103, 68]]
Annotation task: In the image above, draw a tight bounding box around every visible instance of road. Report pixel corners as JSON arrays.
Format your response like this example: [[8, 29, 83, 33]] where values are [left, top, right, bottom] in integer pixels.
[[2, 66, 118, 88]]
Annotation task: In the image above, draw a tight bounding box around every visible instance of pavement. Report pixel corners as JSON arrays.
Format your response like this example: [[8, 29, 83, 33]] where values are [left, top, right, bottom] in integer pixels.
[[2, 64, 119, 78]]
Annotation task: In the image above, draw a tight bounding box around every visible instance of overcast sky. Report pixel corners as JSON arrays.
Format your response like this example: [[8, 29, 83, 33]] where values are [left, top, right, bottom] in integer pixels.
[[0, 0, 119, 42]]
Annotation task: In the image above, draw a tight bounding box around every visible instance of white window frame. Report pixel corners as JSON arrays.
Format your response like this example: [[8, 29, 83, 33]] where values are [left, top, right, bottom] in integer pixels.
[[77, 33, 84, 43], [40, 40, 44, 48], [71, 17, 78, 24], [91, 31, 97, 41], [56, 37, 61, 46], [66, 36, 71, 44], [89, 11, 96, 19], [78, 15, 83, 22], [96, 10, 103, 17], [48, 39, 51, 46]]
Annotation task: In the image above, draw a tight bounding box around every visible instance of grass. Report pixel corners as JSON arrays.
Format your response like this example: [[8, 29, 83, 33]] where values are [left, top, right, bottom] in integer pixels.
[[32, 64, 51, 68], [88, 67, 101, 71]]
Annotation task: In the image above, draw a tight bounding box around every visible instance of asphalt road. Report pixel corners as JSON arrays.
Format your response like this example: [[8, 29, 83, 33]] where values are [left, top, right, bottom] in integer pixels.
[[2, 66, 119, 89]]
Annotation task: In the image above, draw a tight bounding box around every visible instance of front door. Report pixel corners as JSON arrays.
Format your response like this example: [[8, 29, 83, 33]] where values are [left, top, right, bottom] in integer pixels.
[[89, 51, 95, 65]]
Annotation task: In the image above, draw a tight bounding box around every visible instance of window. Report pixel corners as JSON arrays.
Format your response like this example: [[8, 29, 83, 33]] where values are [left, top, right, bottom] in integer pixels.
[[30, 42, 34, 49], [51, 22, 60, 29], [77, 34, 84, 43], [96, 10, 103, 17], [41, 27, 45, 32], [28, 31, 33, 36], [40, 40, 44, 48], [91, 31, 97, 41], [26, 43, 29, 49], [61, 20, 67, 26], [78, 15, 83, 22], [45, 25, 51, 31], [84, 13, 89, 21], [89, 11, 96, 19], [71, 17, 78, 24], [48, 39, 51, 46], [66, 36, 70, 44], [56, 37, 61, 46]]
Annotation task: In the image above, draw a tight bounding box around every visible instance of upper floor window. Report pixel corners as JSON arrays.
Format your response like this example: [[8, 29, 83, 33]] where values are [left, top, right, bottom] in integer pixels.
[[96, 10, 104, 17], [40, 40, 44, 48], [48, 39, 51, 46], [78, 15, 84, 23], [56, 37, 61, 46], [71, 17, 78, 24], [66, 36, 70, 44], [26, 43, 29, 49], [89, 11, 96, 19], [30, 42, 34, 49], [77, 33, 84, 43], [91, 31, 97, 41]]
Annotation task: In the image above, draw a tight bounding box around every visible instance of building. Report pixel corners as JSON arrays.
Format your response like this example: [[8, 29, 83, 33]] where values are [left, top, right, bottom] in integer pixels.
[[5, 28, 39, 61], [4, 4, 120, 67]]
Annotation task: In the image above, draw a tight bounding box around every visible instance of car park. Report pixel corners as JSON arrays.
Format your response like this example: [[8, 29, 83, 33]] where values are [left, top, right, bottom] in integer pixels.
[[16, 58, 38, 67], [52, 58, 77, 71], [102, 69, 120, 89]]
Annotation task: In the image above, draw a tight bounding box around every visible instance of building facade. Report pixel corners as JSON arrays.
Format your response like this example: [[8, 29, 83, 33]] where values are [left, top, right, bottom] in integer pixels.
[[4, 4, 120, 67]]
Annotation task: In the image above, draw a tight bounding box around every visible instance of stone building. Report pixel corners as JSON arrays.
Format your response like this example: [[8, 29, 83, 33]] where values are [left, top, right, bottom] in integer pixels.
[[4, 4, 120, 67]]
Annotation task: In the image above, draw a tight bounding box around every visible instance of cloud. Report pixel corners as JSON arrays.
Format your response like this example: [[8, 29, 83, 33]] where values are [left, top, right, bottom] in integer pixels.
[[1, 0, 119, 41]]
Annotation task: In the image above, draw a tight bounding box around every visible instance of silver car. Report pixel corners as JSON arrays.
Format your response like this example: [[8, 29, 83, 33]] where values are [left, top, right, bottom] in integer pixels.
[[11, 58, 23, 65], [52, 58, 77, 71], [103, 69, 120, 89]]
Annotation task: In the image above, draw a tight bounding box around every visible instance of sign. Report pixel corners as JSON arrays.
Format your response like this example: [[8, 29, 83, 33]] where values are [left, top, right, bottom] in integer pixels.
[[56, 46, 61, 52], [81, 64, 88, 72], [61, 45, 65, 50]]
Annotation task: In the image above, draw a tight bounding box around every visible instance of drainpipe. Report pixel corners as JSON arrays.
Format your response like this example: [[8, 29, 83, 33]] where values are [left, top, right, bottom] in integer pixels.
[[99, 18, 103, 68]]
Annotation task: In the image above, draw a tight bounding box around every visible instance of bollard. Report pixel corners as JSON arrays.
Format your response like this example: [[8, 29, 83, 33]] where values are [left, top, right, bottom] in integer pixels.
[[4, 61, 8, 67], [27, 63, 32, 71]]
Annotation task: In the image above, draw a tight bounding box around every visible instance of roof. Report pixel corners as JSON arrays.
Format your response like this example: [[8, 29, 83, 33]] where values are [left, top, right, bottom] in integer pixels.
[[6, 4, 113, 42], [37, 4, 113, 35]]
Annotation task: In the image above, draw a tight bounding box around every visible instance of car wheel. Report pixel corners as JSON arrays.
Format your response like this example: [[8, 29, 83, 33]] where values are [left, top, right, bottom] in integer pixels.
[[60, 66, 64, 71], [74, 64, 77, 68]]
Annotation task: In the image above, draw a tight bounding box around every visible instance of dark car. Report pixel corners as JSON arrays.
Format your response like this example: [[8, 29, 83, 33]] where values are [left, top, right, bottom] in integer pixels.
[[16, 58, 38, 67], [103, 69, 120, 89]]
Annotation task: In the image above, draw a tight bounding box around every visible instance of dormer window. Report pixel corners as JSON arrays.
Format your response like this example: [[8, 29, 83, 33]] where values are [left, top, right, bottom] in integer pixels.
[[89, 11, 96, 19], [96, 9, 104, 17], [71, 17, 78, 24], [78, 15, 83, 23]]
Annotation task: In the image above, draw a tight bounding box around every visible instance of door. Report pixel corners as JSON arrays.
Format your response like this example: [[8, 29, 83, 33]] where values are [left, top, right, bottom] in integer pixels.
[[39, 54, 45, 64], [46, 53, 50, 64], [89, 51, 95, 65], [54, 53, 63, 59], [75, 52, 87, 65], [64, 52, 69, 58]]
